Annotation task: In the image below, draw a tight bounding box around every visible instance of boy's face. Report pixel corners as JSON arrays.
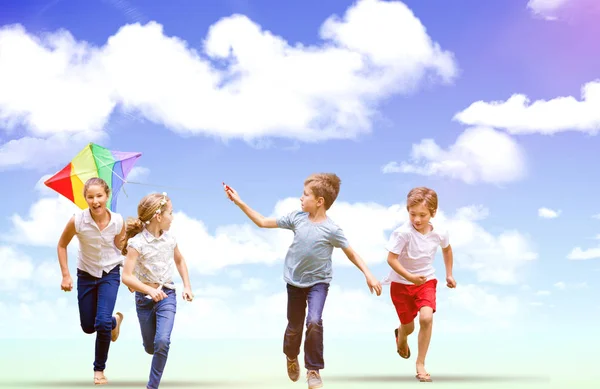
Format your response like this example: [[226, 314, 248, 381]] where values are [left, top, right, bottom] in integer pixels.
[[301, 186, 322, 213], [408, 201, 435, 233]]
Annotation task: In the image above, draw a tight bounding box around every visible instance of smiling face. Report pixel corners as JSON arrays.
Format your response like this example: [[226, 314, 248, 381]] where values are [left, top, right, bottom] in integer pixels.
[[85, 184, 109, 217]]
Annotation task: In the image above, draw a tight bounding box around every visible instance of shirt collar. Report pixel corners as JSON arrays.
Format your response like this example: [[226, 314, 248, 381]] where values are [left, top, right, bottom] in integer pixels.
[[83, 208, 115, 226], [141, 228, 167, 242]]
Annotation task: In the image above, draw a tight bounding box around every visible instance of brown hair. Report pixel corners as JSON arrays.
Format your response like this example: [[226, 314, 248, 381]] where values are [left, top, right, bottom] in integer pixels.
[[304, 173, 341, 210], [406, 187, 438, 215], [121, 192, 170, 255], [84, 177, 110, 197]]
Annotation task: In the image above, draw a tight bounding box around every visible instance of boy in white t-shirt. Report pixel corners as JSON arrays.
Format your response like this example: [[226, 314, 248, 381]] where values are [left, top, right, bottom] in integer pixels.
[[384, 187, 456, 382]]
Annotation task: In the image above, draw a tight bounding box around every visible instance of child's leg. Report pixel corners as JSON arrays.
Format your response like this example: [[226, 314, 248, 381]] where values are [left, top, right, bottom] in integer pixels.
[[146, 288, 177, 389], [283, 284, 308, 361], [303, 282, 329, 371], [76, 269, 98, 335], [390, 282, 418, 359], [135, 292, 157, 355], [93, 267, 120, 372], [414, 280, 437, 380]]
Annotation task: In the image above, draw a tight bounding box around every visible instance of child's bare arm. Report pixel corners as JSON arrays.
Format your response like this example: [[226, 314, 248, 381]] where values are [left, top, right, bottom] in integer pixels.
[[342, 246, 382, 295], [224, 185, 278, 228], [114, 224, 126, 250], [57, 217, 76, 291], [387, 251, 424, 285], [442, 245, 456, 288]]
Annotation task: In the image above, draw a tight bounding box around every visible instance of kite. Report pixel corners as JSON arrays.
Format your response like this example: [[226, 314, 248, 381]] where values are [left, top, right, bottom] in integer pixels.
[[44, 143, 142, 212]]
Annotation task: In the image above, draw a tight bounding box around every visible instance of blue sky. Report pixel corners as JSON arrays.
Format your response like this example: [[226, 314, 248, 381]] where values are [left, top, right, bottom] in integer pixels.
[[1, 0, 600, 348]]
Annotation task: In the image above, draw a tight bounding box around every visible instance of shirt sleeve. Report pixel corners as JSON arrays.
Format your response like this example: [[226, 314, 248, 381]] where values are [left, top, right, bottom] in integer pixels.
[[127, 236, 143, 253], [385, 230, 408, 254], [276, 210, 299, 230], [330, 227, 350, 249], [440, 230, 450, 249]]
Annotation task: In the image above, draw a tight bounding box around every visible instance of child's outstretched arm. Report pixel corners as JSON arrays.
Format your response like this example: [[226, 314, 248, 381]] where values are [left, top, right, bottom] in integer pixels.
[[341, 246, 382, 296], [224, 185, 278, 228], [442, 245, 456, 288], [122, 248, 168, 302], [387, 252, 426, 286], [57, 217, 76, 292], [174, 245, 194, 302]]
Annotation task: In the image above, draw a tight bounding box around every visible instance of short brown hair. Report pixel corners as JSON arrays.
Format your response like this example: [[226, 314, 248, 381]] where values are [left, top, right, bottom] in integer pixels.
[[407, 187, 438, 215], [304, 173, 341, 210]]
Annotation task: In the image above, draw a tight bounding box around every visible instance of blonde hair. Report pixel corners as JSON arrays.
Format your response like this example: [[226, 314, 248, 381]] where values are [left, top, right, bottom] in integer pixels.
[[84, 177, 110, 197], [406, 187, 438, 215], [121, 193, 170, 255], [304, 173, 341, 210]]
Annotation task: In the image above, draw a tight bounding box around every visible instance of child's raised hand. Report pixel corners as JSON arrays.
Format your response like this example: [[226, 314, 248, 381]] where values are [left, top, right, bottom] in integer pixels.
[[223, 182, 241, 204], [446, 275, 456, 288], [366, 274, 382, 296], [61, 275, 73, 292]]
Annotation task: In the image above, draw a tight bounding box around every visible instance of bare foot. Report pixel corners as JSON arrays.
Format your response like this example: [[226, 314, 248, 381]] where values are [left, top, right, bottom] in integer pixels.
[[94, 371, 107, 385], [415, 363, 432, 382]]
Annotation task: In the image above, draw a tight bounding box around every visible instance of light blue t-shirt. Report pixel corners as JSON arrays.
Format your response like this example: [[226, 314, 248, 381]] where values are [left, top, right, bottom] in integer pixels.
[[276, 210, 350, 288]]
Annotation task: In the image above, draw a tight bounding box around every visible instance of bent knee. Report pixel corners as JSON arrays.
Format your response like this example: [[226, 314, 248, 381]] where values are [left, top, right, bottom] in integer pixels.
[[81, 325, 95, 334], [154, 337, 171, 351], [306, 318, 323, 329], [94, 319, 113, 333]]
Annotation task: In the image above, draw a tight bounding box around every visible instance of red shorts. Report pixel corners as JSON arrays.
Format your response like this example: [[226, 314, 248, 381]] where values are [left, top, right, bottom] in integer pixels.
[[390, 279, 437, 324]]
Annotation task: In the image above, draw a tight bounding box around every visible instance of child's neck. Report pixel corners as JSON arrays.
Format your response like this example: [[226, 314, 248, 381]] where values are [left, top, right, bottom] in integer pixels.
[[146, 223, 163, 238], [90, 208, 110, 224], [308, 208, 327, 223]]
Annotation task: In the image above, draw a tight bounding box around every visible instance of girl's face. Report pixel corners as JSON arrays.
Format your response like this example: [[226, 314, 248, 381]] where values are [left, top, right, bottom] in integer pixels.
[[85, 185, 109, 216], [158, 201, 174, 231]]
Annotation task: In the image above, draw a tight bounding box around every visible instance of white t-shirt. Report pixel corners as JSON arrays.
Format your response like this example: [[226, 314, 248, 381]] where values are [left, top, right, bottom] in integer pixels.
[[383, 221, 450, 285], [74, 209, 124, 278]]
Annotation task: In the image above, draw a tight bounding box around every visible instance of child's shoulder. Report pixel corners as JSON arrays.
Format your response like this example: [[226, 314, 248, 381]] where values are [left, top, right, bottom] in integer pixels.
[[392, 221, 413, 235]]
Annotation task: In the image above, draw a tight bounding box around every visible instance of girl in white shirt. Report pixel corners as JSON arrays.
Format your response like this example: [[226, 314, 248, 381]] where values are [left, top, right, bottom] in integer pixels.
[[57, 177, 126, 386], [384, 187, 456, 383], [121, 192, 193, 389]]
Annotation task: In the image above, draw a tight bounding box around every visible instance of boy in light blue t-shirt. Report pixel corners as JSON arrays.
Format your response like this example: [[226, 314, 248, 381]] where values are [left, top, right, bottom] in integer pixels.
[[225, 173, 382, 389]]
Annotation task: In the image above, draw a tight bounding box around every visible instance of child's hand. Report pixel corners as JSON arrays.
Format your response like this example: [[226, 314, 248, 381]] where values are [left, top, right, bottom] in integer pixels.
[[61, 275, 73, 292], [223, 183, 241, 205], [182, 286, 194, 302], [446, 275, 456, 288], [365, 274, 382, 296], [409, 274, 427, 286], [147, 287, 168, 302]]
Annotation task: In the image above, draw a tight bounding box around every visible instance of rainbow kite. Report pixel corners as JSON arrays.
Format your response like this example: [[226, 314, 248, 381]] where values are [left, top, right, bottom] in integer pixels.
[[44, 143, 142, 212]]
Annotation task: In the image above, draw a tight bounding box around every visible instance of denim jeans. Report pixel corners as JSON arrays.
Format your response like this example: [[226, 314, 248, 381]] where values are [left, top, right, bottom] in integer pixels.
[[76, 265, 120, 372], [283, 282, 329, 370], [135, 287, 177, 389]]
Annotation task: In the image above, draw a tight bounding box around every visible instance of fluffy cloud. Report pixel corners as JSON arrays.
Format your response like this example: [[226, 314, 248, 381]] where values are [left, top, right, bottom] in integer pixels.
[[527, 0, 570, 20], [453, 80, 600, 135], [382, 127, 526, 185], [538, 207, 561, 219], [0, 246, 35, 289], [0, 0, 457, 168], [7, 196, 537, 285], [567, 246, 600, 260], [446, 284, 519, 326]]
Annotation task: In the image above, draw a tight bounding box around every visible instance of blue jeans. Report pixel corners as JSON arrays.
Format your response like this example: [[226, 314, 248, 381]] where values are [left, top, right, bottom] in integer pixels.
[[76, 266, 120, 372], [135, 287, 177, 389], [283, 282, 329, 370]]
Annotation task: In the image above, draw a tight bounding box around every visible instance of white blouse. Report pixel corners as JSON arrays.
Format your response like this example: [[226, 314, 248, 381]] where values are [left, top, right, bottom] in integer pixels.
[[74, 209, 124, 278], [127, 228, 177, 289]]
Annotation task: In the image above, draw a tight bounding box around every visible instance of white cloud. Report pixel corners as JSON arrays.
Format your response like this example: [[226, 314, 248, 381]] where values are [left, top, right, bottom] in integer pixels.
[[554, 281, 566, 289], [382, 127, 526, 185], [536, 290, 551, 296], [240, 278, 265, 291], [592, 214, 600, 219], [446, 284, 519, 327], [435, 206, 538, 284], [0, 0, 457, 170], [0, 246, 35, 289], [527, 0, 570, 20], [126, 166, 150, 182], [7, 196, 537, 286], [567, 246, 600, 260], [538, 207, 561, 219], [453, 80, 600, 135], [0, 131, 106, 170]]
